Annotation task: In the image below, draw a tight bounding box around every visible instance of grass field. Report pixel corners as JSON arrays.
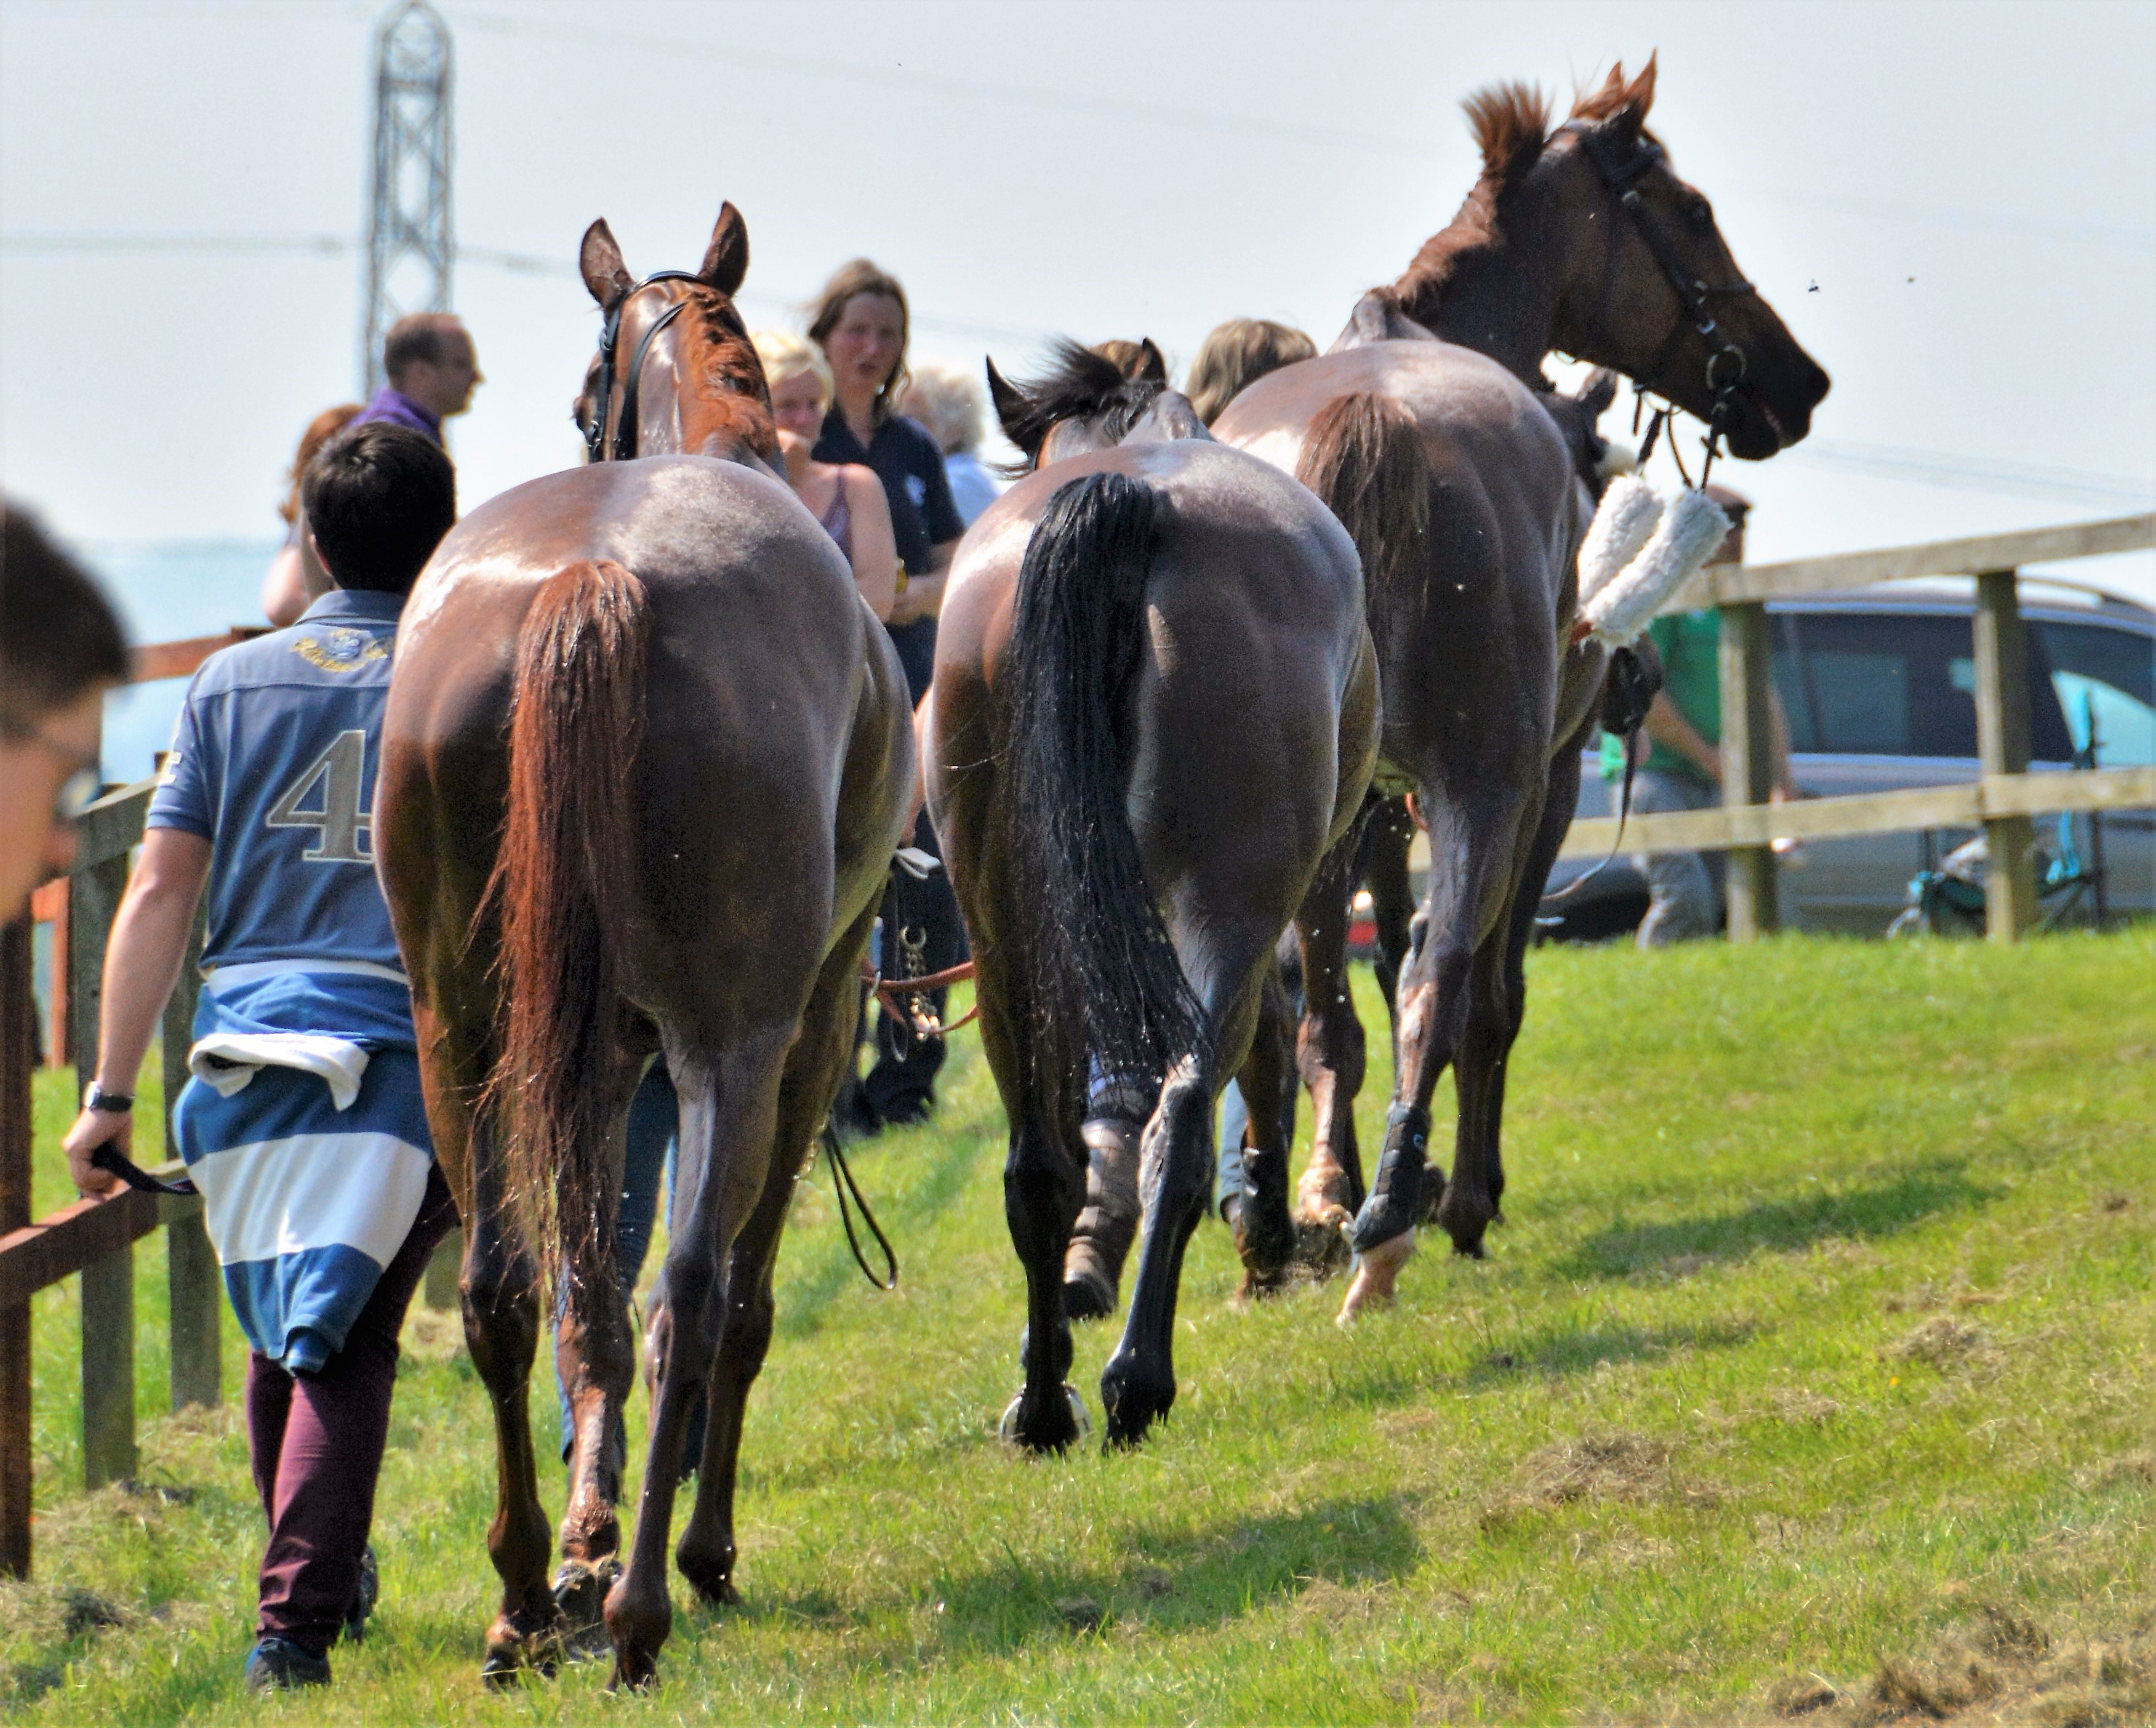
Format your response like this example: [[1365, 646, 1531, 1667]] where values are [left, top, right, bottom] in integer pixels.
[[4, 932, 2154, 1723]]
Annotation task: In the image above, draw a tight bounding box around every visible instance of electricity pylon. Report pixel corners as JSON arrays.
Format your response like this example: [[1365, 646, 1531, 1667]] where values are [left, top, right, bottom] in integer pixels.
[[359, 1, 453, 397]]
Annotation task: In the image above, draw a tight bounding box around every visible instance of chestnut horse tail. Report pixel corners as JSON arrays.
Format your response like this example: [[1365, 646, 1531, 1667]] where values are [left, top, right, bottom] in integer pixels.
[[1296, 391, 1430, 606], [1003, 471, 1208, 1099], [487, 558, 650, 1324]]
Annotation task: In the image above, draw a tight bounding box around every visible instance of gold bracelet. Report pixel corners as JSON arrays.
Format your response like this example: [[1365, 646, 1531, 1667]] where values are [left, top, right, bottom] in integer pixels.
[[894, 562, 910, 597]]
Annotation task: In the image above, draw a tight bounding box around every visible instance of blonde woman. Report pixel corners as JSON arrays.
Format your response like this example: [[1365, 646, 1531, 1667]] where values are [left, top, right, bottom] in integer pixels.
[[753, 329, 897, 621]]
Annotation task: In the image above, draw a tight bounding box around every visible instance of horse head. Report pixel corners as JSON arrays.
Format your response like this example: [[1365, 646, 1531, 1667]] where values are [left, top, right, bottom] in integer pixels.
[[572, 201, 777, 465], [1538, 366, 1625, 498], [985, 337, 1207, 470], [1541, 58, 1829, 458]]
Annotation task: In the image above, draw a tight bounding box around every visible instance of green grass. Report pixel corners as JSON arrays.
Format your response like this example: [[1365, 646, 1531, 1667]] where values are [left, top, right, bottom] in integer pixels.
[[5, 933, 2155, 1722]]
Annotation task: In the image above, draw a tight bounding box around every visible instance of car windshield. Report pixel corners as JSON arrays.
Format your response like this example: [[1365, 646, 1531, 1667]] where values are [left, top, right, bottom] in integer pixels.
[[2039, 620, 2156, 766]]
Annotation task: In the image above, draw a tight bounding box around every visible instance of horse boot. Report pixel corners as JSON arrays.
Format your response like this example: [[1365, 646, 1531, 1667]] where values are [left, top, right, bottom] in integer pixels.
[[1062, 1114, 1142, 1322], [1348, 1101, 1430, 1255]]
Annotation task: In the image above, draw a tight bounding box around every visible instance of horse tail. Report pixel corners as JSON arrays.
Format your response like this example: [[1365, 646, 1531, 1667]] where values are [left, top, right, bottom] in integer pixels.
[[486, 558, 649, 1322], [1003, 470, 1208, 1098], [1296, 390, 1430, 604]]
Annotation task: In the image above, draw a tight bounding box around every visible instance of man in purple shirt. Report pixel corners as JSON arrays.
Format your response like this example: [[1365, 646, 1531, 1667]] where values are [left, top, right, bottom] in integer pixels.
[[266, 315, 480, 625], [356, 313, 483, 440]]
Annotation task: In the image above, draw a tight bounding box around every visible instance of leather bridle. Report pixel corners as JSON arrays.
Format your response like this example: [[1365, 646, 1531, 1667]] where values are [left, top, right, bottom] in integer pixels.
[[1561, 119, 1757, 483], [583, 270, 703, 464]]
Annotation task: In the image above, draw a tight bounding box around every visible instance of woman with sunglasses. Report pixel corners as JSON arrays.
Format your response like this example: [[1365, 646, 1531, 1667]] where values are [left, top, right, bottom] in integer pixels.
[[1, 504, 129, 923]]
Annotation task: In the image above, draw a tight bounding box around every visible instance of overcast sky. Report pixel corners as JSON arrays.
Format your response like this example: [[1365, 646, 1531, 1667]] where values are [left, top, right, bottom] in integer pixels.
[[4, 0, 2152, 605]]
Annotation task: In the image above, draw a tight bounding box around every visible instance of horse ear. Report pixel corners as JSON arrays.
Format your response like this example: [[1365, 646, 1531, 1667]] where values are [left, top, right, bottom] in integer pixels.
[[580, 219, 633, 309], [1613, 54, 1657, 139], [985, 356, 1027, 438], [1581, 367, 1619, 420], [1135, 337, 1169, 386], [699, 201, 750, 297]]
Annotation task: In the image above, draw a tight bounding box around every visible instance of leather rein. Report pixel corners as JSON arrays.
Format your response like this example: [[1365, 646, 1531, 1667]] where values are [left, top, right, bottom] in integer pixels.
[[1562, 119, 1757, 488], [584, 270, 703, 464]]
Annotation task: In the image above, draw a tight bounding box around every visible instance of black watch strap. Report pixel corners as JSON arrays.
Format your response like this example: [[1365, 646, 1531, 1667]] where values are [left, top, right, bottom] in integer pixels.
[[85, 1082, 134, 1114]]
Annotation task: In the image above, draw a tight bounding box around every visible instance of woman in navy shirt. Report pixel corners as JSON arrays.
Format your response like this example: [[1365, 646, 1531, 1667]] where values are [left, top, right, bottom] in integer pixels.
[[809, 260, 966, 1129]]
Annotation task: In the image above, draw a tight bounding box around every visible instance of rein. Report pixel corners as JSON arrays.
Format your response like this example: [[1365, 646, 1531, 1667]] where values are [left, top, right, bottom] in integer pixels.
[[1563, 119, 1755, 488], [585, 270, 703, 464]]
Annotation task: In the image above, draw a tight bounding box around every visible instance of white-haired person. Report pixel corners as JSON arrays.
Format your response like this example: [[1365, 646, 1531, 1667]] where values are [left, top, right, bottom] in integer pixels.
[[902, 361, 1002, 528], [752, 329, 898, 622]]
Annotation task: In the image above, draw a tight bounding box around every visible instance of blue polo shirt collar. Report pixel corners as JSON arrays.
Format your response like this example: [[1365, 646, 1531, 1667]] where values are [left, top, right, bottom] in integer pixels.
[[297, 589, 406, 625]]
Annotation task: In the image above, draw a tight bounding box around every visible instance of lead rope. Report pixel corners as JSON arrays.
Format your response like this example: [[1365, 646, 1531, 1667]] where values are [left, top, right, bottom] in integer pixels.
[[822, 1121, 898, 1290], [1542, 723, 1643, 905]]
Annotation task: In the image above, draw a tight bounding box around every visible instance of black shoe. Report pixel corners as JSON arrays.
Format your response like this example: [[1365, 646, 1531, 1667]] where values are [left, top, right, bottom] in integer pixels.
[[836, 1090, 883, 1142], [340, 1545, 378, 1646], [244, 1635, 331, 1692], [876, 1094, 934, 1129]]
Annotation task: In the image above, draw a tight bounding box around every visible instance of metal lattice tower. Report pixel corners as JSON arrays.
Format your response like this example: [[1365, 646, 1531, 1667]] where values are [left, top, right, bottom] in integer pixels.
[[359, 1, 453, 397]]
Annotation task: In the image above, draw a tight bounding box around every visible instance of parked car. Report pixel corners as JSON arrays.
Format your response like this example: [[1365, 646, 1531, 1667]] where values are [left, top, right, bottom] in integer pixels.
[[1539, 580, 2156, 938]]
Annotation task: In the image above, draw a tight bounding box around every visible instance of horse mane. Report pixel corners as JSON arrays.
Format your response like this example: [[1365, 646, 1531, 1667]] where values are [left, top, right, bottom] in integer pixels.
[[992, 339, 1168, 465], [673, 284, 778, 460], [1464, 81, 1550, 184]]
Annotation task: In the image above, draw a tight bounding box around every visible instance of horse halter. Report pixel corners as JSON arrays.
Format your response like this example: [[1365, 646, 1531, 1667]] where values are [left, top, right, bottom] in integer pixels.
[[1561, 119, 1756, 483], [584, 270, 703, 464]]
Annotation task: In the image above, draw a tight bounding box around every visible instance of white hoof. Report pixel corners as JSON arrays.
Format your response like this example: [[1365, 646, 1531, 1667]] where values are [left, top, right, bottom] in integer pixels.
[[999, 1385, 1092, 1447]]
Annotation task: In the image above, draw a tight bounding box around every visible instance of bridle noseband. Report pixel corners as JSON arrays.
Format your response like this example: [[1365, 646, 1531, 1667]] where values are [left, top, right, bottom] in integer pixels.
[[1562, 119, 1757, 483], [584, 270, 703, 464]]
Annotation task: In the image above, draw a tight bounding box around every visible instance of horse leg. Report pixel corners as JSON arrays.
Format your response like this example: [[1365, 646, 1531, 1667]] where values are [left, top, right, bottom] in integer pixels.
[[1291, 826, 1368, 1272], [1363, 797, 1418, 1061], [1062, 1075, 1150, 1323], [1100, 944, 1260, 1445], [1342, 787, 1524, 1317], [1446, 731, 1586, 1239], [604, 1030, 790, 1689], [1232, 957, 1297, 1295], [675, 901, 877, 1607], [547, 1056, 642, 1643]]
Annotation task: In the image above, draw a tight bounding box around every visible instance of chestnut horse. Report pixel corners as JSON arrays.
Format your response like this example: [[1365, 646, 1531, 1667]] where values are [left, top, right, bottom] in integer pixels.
[[928, 342, 1377, 1447], [1214, 60, 1829, 1311], [376, 203, 915, 1686]]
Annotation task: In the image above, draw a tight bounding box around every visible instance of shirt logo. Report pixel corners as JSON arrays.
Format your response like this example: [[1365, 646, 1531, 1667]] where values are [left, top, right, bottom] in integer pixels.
[[292, 629, 389, 673], [905, 474, 928, 508]]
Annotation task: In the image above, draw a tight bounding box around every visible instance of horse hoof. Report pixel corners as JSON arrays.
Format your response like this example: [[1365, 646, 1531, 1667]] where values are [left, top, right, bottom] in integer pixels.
[[998, 1385, 1090, 1450], [481, 1607, 566, 1685], [551, 1559, 621, 1660], [1337, 1232, 1416, 1326], [1061, 1268, 1116, 1322]]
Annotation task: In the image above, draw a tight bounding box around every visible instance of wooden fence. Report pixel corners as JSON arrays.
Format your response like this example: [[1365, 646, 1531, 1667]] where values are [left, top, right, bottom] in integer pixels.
[[1549, 512, 2156, 941]]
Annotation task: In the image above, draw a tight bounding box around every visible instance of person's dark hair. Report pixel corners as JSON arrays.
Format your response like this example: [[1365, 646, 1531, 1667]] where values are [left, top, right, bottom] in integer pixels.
[[382, 313, 463, 386], [1, 505, 130, 727], [1185, 318, 1318, 425], [300, 423, 457, 596], [806, 259, 911, 423]]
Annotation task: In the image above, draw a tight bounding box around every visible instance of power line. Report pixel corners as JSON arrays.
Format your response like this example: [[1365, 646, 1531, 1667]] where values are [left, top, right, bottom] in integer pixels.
[[1782, 440, 2155, 508]]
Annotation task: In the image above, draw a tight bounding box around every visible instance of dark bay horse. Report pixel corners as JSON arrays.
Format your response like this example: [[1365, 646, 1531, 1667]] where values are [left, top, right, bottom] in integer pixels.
[[927, 342, 1377, 1447], [376, 203, 915, 1686], [1214, 60, 1829, 1315]]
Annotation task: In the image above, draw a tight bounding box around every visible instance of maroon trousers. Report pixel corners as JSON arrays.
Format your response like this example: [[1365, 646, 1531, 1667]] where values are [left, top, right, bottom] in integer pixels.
[[244, 1165, 457, 1657]]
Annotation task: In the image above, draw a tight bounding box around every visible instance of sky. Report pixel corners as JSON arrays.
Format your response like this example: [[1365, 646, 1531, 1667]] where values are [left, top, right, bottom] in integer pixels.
[[3, 0, 2153, 617]]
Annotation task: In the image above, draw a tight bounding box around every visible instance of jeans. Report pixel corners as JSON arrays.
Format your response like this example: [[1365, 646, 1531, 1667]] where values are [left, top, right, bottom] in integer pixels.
[[1630, 768, 1723, 947], [247, 1164, 458, 1658]]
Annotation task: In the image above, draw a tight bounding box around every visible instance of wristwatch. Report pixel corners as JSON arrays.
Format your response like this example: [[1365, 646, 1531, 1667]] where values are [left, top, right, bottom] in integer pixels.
[[85, 1082, 134, 1114]]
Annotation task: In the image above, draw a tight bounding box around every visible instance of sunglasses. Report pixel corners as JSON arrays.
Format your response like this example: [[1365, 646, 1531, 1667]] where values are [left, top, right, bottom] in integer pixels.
[[2, 717, 104, 822]]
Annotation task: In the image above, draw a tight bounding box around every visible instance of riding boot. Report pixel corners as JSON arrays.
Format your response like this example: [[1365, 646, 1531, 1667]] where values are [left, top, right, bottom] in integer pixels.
[[1062, 1115, 1142, 1321], [1349, 1102, 1430, 1253]]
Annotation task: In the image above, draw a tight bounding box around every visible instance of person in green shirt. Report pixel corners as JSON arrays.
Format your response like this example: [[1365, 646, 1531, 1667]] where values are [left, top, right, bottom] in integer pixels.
[[1598, 491, 1793, 946]]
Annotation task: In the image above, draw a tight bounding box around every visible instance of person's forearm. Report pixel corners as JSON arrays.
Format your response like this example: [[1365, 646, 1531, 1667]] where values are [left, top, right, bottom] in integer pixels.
[[94, 846, 206, 1094], [1641, 695, 1719, 779], [893, 569, 947, 624]]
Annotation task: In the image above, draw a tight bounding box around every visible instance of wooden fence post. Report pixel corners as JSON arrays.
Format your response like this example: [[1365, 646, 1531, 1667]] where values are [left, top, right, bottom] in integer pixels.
[[1, 918, 35, 1577], [1973, 569, 2038, 941], [68, 851, 137, 1489], [1718, 601, 1779, 941], [164, 902, 218, 1410]]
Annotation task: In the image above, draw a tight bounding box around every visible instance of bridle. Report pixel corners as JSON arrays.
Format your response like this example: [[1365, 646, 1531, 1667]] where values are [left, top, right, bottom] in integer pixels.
[[583, 270, 702, 464], [1561, 119, 1756, 486]]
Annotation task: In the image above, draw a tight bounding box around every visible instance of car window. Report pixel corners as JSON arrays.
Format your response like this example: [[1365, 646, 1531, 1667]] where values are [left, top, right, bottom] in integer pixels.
[[1786, 612, 2074, 760], [1770, 614, 1816, 750], [2038, 622, 2156, 766]]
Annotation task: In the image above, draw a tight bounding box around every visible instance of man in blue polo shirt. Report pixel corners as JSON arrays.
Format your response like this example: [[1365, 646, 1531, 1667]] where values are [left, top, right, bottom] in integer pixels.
[[63, 422, 458, 1692]]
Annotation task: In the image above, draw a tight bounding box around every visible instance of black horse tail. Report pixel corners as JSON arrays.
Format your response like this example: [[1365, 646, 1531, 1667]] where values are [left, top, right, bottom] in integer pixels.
[[1003, 471, 1208, 1098], [486, 558, 649, 1326], [1295, 391, 1430, 605]]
